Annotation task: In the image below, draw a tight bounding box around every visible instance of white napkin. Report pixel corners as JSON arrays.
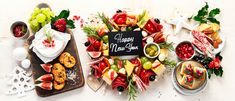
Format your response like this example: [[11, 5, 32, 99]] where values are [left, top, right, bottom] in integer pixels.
[[30, 24, 71, 63]]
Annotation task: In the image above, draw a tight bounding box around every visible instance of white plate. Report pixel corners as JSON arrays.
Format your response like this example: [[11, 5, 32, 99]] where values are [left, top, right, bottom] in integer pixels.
[[172, 61, 208, 95], [191, 31, 226, 55]]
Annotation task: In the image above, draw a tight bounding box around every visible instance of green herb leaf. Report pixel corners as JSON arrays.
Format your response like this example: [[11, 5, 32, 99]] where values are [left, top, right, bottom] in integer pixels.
[[83, 26, 100, 39], [218, 67, 223, 77], [208, 69, 213, 79], [193, 2, 220, 24], [207, 17, 220, 24], [197, 2, 209, 17], [58, 10, 70, 19], [98, 13, 113, 31], [193, 16, 207, 23], [127, 77, 137, 101], [214, 68, 221, 76], [209, 8, 220, 17], [161, 59, 177, 68], [158, 42, 174, 51], [66, 19, 75, 29]]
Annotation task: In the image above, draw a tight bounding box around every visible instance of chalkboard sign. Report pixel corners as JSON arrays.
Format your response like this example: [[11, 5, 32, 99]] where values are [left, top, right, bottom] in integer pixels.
[[108, 31, 143, 56]]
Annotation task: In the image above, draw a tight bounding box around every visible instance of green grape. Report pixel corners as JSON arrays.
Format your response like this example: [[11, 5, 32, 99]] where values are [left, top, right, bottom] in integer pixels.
[[28, 7, 54, 32], [31, 19, 39, 27], [33, 7, 41, 15], [140, 57, 149, 64], [36, 13, 46, 23], [143, 61, 152, 70], [111, 64, 119, 72], [41, 21, 47, 27]]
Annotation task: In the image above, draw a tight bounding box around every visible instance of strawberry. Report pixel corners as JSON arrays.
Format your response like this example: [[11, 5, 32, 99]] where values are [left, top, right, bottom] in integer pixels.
[[54, 18, 67, 32]]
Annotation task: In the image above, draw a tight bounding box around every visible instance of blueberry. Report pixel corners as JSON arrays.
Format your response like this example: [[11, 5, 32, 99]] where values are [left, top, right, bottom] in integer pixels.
[[117, 86, 124, 92], [149, 75, 156, 81], [198, 54, 205, 60], [154, 18, 160, 24], [91, 68, 95, 75], [116, 9, 122, 13], [84, 41, 90, 47]]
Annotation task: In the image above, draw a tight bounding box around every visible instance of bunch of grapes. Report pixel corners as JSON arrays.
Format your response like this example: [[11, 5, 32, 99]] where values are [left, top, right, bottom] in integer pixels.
[[29, 7, 54, 32]]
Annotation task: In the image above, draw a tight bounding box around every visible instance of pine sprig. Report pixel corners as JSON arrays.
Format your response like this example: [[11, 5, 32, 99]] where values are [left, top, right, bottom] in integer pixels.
[[97, 12, 113, 31], [82, 26, 101, 39], [127, 77, 137, 101]]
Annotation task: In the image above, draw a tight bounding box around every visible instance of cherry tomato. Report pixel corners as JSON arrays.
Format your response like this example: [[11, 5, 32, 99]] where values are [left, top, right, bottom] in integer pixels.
[[93, 40, 101, 50], [99, 61, 107, 71]]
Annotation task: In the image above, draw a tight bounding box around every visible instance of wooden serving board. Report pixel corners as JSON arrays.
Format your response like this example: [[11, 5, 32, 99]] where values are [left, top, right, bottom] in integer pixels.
[[27, 29, 84, 97]]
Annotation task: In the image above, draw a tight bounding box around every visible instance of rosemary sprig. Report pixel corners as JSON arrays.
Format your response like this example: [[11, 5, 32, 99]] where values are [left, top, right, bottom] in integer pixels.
[[159, 42, 174, 51], [161, 58, 177, 68], [97, 12, 113, 31], [127, 77, 137, 101], [82, 25, 101, 39]]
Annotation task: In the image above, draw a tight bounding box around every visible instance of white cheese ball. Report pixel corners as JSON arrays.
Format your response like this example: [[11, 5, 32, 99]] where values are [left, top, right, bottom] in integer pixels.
[[21, 59, 31, 69], [146, 37, 154, 43], [142, 31, 148, 37], [12, 47, 28, 61]]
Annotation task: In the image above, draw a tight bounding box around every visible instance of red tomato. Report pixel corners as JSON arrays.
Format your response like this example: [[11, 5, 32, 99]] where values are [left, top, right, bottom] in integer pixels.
[[93, 40, 101, 50], [99, 61, 107, 71]]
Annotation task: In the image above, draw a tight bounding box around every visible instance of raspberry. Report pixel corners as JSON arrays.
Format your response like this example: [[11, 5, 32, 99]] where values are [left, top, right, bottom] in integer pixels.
[[54, 18, 67, 32]]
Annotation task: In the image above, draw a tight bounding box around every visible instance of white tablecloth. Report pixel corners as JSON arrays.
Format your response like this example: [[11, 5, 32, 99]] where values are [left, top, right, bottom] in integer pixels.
[[0, 0, 234, 101]]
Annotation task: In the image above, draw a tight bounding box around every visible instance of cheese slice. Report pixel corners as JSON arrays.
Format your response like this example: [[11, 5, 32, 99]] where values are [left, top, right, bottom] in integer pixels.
[[124, 60, 135, 77], [102, 69, 117, 85], [151, 60, 166, 76]]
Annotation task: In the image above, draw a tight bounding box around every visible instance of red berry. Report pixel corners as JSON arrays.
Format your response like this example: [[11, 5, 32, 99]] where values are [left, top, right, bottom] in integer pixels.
[[93, 40, 101, 50], [99, 61, 107, 71], [54, 18, 67, 32]]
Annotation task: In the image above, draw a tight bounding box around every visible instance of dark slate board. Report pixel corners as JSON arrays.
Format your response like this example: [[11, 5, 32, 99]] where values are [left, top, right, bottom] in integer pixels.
[[28, 29, 84, 97], [108, 31, 143, 56]]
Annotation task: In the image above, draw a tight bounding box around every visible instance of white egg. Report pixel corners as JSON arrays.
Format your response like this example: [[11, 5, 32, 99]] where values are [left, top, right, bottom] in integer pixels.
[[21, 59, 31, 69], [142, 31, 148, 37], [12, 47, 28, 61], [146, 37, 154, 43]]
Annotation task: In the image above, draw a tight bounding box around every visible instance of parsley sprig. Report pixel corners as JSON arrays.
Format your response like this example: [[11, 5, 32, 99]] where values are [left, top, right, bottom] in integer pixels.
[[193, 2, 220, 24]]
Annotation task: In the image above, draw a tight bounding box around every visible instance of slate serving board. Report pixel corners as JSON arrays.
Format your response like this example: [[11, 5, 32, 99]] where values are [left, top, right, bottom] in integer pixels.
[[27, 29, 85, 97]]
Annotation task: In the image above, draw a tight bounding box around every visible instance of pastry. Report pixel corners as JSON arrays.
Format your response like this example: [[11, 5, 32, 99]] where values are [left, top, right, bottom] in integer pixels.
[[52, 63, 66, 83], [52, 63, 65, 74], [59, 52, 71, 64], [53, 81, 65, 90], [59, 52, 76, 68], [63, 55, 76, 68]]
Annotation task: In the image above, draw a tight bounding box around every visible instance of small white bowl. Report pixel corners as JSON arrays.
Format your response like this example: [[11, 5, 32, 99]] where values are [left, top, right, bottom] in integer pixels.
[[143, 42, 160, 59], [10, 21, 29, 40]]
